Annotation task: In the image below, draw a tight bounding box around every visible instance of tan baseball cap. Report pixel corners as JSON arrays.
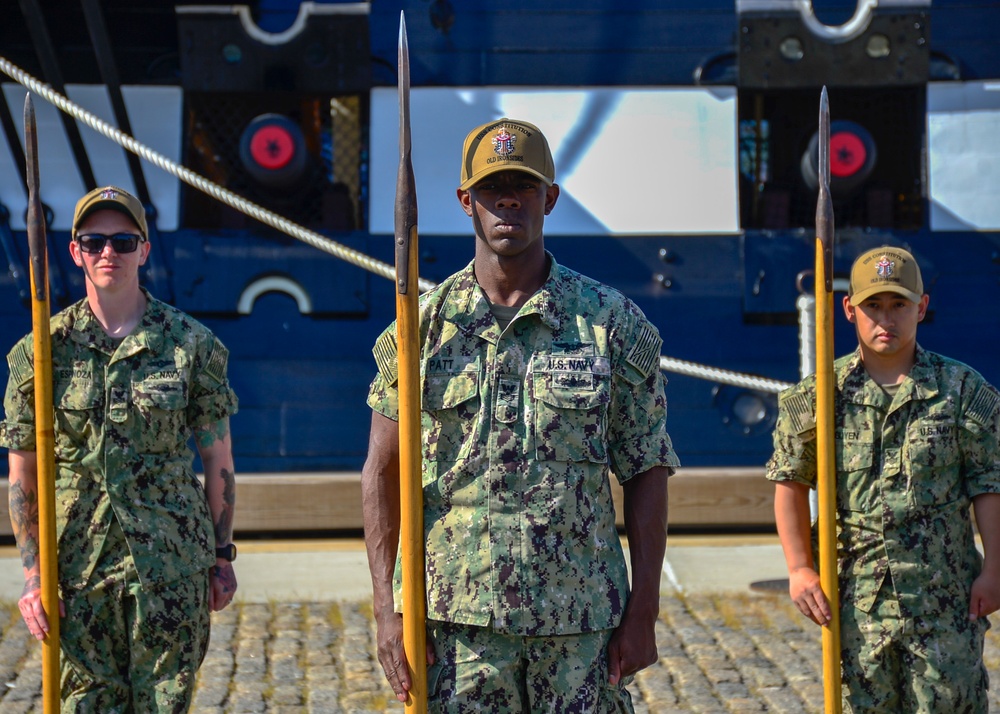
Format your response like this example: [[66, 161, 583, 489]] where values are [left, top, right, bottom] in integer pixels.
[[459, 118, 555, 191], [848, 246, 923, 305], [72, 186, 148, 239]]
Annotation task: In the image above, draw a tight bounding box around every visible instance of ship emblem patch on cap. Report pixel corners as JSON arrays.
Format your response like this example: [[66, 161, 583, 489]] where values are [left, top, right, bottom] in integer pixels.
[[100, 188, 118, 200], [876, 256, 894, 280], [492, 127, 516, 158]]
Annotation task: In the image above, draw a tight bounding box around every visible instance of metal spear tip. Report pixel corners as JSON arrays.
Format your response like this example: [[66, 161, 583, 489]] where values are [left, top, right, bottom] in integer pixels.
[[815, 85, 834, 274], [818, 85, 830, 191], [398, 11, 409, 90], [398, 11, 409, 68], [23, 92, 36, 148], [397, 11, 411, 156], [23, 93, 40, 192]]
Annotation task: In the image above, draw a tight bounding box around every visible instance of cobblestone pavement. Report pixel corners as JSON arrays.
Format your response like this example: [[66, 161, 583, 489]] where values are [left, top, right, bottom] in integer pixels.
[[0, 592, 998, 713]]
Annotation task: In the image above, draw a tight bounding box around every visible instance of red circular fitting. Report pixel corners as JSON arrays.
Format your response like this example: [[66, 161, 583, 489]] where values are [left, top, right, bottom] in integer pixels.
[[829, 131, 867, 177], [249, 125, 296, 170]]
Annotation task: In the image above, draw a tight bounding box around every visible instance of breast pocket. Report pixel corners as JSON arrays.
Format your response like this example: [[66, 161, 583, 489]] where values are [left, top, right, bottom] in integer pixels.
[[54, 378, 103, 457], [422, 369, 481, 464], [132, 377, 189, 448], [533, 371, 610, 463], [906, 418, 962, 506], [835, 435, 875, 512]]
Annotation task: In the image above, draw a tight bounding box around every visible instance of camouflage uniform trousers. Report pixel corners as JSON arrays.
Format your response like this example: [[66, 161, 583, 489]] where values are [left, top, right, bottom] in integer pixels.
[[59, 520, 210, 713], [840, 582, 989, 713], [427, 619, 634, 713]]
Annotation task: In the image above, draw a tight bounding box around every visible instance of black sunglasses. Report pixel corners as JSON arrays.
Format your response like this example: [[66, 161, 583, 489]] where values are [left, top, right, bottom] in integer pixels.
[[76, 233, 144, 254]]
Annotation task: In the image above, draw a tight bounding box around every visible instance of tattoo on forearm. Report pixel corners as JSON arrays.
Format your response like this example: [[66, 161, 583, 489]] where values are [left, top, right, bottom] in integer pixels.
[[9, 481, 39, 570], [196, 419, 229, 449], [214, 467, 235, 543]]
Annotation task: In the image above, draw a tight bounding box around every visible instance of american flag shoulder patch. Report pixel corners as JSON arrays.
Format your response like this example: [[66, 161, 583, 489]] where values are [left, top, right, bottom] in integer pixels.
[[781, 391, 816, 435], [7, 341, 32, 389], [205, 339, 229, 384], [626, 325, 662, 378], [968, 383, 1000, 428], [373, 331, 399, 386]]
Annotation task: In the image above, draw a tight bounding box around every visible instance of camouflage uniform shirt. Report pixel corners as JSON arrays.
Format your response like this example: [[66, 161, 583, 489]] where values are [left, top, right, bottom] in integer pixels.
[[0, 289, 238, 591], [368, 255, 679, 636], [766, 346, 1000, 616]]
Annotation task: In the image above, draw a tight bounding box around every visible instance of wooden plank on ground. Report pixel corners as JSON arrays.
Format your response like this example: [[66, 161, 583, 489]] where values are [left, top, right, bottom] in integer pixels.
[[0, 467, 776, 537], [665, 468, 775, 527], [234, 473, 366, 532]]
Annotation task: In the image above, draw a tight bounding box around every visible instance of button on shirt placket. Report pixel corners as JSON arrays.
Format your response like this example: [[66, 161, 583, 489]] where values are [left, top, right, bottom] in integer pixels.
[[106, 335, 155, 550], [857, 378, 927, 613], [488, 317, 527, 632], [882, 385, 929, 615], [69, 330, 135, 588], [105, 353, 131, 518], [78, 336, 119, 583], [874, 391, 901, 603]]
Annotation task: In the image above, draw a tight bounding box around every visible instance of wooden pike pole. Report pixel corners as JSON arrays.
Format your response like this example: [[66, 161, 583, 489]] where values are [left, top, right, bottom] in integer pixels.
[[394, 12, 427, 712], [24, 93, 60, 713], [814, 86, 842, 714]]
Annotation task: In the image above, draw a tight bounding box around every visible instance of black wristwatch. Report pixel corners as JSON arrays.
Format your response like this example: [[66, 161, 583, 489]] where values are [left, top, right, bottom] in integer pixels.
[[215, 543, 237, 562]]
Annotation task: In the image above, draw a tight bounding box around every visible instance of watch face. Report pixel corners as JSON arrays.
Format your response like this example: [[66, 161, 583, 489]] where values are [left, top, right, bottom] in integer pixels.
[[217, 544, 237, 561]]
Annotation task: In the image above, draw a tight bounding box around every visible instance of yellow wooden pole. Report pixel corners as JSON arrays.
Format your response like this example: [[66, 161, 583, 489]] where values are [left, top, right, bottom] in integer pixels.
[[814, 86, 842, 714], [394, 12, 427, 712], [24, 93, 60, 713]]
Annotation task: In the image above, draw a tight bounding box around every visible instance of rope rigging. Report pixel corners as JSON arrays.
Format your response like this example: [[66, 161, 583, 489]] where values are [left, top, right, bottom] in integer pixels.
[[0, 55, 793, 395]]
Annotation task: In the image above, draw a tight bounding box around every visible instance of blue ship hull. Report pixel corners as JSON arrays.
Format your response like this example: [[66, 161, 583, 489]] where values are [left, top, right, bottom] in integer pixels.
[[0, 0, 997, 476]]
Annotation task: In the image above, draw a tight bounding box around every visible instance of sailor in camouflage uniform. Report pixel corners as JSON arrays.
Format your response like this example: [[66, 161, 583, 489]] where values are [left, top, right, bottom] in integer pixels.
[[767, 246, 1000, 713], [1, 186, 239, 712], [362, 118, 678, 712]]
